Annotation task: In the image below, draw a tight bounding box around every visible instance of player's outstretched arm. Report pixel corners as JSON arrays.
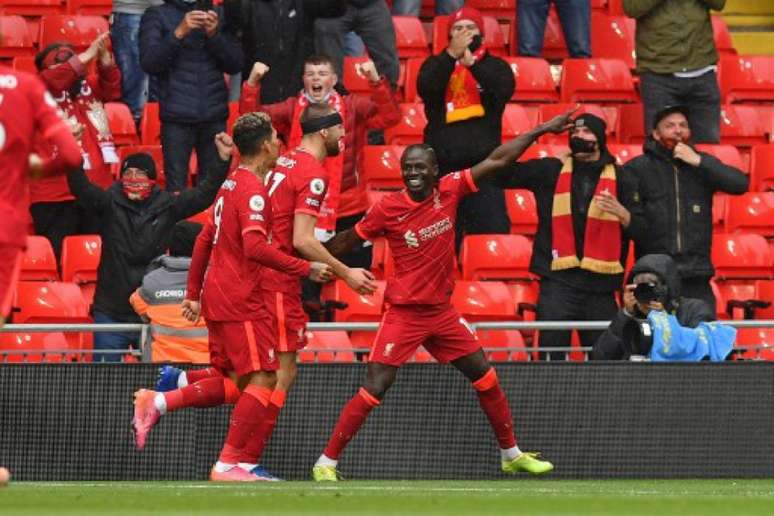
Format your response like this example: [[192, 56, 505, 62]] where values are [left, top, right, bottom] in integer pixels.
[[324, 229, 364, 259], [293, 213, 377, 295], [469, 105, 578, 186]]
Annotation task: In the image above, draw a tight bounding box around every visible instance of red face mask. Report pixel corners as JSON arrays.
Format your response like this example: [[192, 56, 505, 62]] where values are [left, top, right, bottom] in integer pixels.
[[121, 176, 155, 201], [660, 136, 681, 151], [42, 47, 75, 69]]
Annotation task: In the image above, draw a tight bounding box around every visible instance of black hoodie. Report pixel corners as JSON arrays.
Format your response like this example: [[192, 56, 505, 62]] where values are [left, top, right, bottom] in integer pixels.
[[592, 254, 715, 360]]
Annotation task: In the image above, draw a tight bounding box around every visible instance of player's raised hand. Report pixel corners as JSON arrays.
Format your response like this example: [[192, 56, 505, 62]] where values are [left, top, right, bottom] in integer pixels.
[[309, 262, 333, 283], [247, 62, 270, 86], [542, 105, 579, 134], [344, 267, 377, 295], [181, 299, 201, 323], [214, 132, 234, 161]]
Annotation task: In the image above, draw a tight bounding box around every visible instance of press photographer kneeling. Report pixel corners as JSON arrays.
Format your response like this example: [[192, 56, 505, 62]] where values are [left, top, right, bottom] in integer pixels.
[[592, 254, 735, 361]]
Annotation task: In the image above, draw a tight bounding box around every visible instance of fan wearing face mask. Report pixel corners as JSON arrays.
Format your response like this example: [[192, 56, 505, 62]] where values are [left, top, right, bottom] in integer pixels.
[[623, 105, 748, 315]]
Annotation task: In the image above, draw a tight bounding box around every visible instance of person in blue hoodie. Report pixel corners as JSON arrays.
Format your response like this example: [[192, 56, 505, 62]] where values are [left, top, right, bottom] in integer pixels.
[[592, 254, 734, 361]]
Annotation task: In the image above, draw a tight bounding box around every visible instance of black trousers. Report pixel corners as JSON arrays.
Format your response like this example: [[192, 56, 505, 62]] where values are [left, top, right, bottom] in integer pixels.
[[29, 201, 97, 262], [455, 181, 511, 252], [680, 276, 716, 316], [536, 277, 619, 361]]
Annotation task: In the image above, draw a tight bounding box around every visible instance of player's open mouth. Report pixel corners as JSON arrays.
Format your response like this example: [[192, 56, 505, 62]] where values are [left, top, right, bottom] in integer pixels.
[[311, 85, 324, 95], [406, 176, 424, 188]]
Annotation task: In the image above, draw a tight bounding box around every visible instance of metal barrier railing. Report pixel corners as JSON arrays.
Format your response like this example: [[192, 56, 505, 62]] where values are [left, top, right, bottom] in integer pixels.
[[1, 320, 773, 363]]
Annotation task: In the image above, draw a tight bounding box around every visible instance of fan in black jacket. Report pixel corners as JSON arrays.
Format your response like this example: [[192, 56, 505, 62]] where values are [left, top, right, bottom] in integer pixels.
[[623, 105, 748, 314], [67, 134, 232, 362]]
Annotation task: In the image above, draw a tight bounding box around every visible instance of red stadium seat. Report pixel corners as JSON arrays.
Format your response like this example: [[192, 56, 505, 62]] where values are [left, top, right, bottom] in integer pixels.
[[343, 56, 377, 96], [12, 281, 90, 323], [402, 57, 424, 103], [719, 104, 769, 147], [393, 16, 430, 59], [538, 103, 616, 144], [0, 331, 72, 363], [616, 103, 646, 144], [591, 12, 636, 69], [518, 143, 569, 161], [608, 144, 642, 165], [476, 329, 528, 361], [719, 55, 774, 104], [21, 236, 58, 281], [384, 103, 426, 145], [113, 145, 164, 186], [60, 234, 100, 306], [724, 192, 774, 237], [105, 102, 139, 146], [753, 280, 774, 320], [432, 15, 507, 56], [0, 0, 64, 16], [504, 189, 538, 236], [0, 16, 34, 58], [712, 233, 773, 280], [11, 55, 36, 74], [712, 15, 737, 57], [502, 57, 558, 103], [38, 15, 108, 51], [695, 144, 746, 174], [750, 144, 774, 192], [451, 281, 517, 322], [560, 59, 638, 103], [298, 331, 355, 363], [460, 234, 533, 281], [468, 0, 516, 21], [713, 193, 728, 233], [501, 104, 535, 139], [140, 102, 161, 145], [65, 0, 111, 16], [362, 145, 405, 190], [734, 328, 774, 361], [712, 280, 757, 320], [321, 279, 386, 322]]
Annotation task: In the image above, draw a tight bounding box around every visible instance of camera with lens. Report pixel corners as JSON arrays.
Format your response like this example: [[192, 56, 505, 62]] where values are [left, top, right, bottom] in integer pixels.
[[624, 282, 669, 357]]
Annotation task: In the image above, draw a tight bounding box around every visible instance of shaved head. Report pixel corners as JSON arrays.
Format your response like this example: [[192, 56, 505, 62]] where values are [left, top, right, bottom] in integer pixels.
[[401, 144, 438, 168]]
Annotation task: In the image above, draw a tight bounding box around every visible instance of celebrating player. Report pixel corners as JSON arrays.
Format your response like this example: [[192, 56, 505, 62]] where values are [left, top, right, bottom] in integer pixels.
[[131, 113, 332, 482], [0, 64, 82, 327], [311, 107, 579, 481]]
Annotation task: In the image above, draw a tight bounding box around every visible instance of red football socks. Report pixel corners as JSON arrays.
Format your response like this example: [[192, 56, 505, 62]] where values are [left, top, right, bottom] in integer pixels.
[[323, 388, 380, 460], [218, 384, 272, 464], [239, 389, 287, 464], [185, 367, 221, 384], [472, 368, 517, 449], [162, 377, 240, 412]]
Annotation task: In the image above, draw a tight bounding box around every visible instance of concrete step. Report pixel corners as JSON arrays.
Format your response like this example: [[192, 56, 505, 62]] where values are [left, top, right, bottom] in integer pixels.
[[730, 31, 774, 55], [723, 0, 774, 15]]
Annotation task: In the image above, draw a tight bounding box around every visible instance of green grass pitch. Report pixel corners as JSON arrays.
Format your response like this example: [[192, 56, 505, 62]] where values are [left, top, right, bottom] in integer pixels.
[[3, 480, 774, 515]]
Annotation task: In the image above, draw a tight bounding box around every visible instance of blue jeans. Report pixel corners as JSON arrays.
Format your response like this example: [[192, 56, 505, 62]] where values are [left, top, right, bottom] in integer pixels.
[[161, 119, 226, 192], [391, 0, 462, 15], [93, 310, 138, 363], [518, 0, 591, 58], [111, 12, 148, 123]]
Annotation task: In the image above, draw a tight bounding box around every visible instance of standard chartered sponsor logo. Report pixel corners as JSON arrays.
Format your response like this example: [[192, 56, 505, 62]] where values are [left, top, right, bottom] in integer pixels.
[[418, 216, 452, 241]]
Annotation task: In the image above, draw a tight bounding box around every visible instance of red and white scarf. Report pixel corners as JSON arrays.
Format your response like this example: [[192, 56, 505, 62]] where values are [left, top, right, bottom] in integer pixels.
[[445, 46, 487, 124]]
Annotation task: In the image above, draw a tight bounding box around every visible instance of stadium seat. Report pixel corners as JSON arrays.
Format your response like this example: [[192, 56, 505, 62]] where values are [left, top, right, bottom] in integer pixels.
[[505, 189, 538, 235], [343, 56, 377, 96], [501, 104, 535, 140], [0, 331, 72, 363], [607, 144, 642, 165], [105, 102, 139, 146], [38, 15, 109, 50], [451, 281, 517, 322], [476, 329, 528, 362], [432, 15, 507, 56], [724, 192, 774, 237], [65, 0, 111, 16], [0, 16, 34, 58], [719, 105, 768, 147], [518, 143, 569, 161], [12, 281, 90, 324], [590, 12, 636, 69], [734, 328, 774, 361], [695, 144, 746, 174], [712, 233, 773, 280], [616, 103, 646, 144], [0, 0, 64, 16], [298, 331, 355, 363], [321, 279, 386, 322], [362, 145, 405, 190], [461, 234, 533, 281], [20, 236, 58, 281], [384, 103, 426, 145], [712, 15, 737, 57], [560, 59, 638, 103], [393, 16, 430, 59], [113, 145, 164, 186], [11, 55, 36, 74], [753, 280, 774, 320], [140, 102, 161, 145], [60, 234, 100, 305], [750, 144, 774, 192], [502, 57, 558, 103], [468, 0, 516, 21], [719, 55, 774, 104], [712, 280, 758, 320], [713, 193, 728, 233], [538, 103, 616, 144], [402, 57, 424, 103]]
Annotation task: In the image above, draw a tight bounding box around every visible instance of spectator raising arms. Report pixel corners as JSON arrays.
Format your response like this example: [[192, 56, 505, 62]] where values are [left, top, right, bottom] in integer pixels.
[[30, 33, 122, 259], [140, 0, 243, 193]]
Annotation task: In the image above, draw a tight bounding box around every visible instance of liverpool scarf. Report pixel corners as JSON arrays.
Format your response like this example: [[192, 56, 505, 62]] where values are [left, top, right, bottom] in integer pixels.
[[289, 91, 345, 232], [550, 159, 624, 275], [444, 46, 487, 124]]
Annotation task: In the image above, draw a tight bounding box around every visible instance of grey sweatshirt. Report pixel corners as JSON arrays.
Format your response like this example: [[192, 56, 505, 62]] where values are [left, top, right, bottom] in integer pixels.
[[113, 0, 164, 15]]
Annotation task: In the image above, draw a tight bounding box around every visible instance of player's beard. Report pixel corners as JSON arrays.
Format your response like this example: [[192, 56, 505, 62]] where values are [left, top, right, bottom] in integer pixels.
[[325, 138, 342, 157]]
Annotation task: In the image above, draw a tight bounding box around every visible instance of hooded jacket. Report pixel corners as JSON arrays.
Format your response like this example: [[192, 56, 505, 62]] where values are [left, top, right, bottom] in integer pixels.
[[592, 254, 715, 360], [66, 158, 228, 322], [623, 137, 748, 279], [139, 0, 243, 124]]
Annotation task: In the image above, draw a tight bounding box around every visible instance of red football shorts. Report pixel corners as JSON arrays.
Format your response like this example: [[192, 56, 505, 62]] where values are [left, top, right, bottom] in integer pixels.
[[265, 291, 308, 353], [369, 304, 480, 367], [0, 244, 23, 320], [207, 319, 278, 376]]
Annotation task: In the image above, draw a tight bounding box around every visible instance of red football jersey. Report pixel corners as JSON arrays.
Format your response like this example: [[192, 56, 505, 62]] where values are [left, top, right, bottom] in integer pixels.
[[262, 148, 328, 294], [0, 67, 71, 246], [200, 167, 273, 321], [355, 170, 477, 305]]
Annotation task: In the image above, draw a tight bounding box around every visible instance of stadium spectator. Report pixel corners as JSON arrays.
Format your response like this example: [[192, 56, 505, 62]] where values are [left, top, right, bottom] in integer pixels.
[[493, 113, 646, 361], [241, 55, 400, 265], [592, 254, 733, 361], [67, 138, 231, 362], [112, 0, 163, 125], [140, 0, 243, 193], [129, 221, 209, 364], [223, 0, 346, 105], [392, 0, 462, 15], [623, 105, 748, 314], [624, 0, 724, 143], [518, 0, 591, 58], [314, 0, 400, 87], [418, 6, 514, 245], [30, 34, 122, 260]]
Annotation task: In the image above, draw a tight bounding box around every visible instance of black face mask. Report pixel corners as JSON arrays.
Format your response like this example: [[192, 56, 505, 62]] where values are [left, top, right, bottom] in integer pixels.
[[468, 34, 483, 52], [68, 79, 83, 99], [570, 137, 597, 155]]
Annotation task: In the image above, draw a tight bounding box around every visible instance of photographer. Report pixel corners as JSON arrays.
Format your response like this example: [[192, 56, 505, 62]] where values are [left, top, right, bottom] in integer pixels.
[[592, 254, 734, 361]]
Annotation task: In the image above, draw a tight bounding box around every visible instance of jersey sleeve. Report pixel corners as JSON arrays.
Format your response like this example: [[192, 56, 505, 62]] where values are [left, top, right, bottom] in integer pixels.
[[237, 180, 270, 236], [27, 75, 82, 171], [442, 168, 478, 199], [354, 201, 387, 241], [294, 165, 329, 217]]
